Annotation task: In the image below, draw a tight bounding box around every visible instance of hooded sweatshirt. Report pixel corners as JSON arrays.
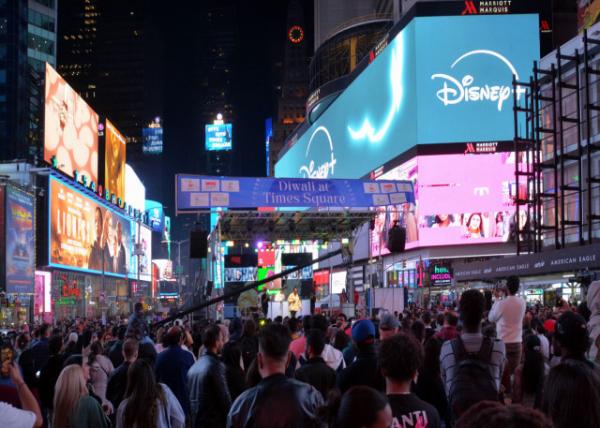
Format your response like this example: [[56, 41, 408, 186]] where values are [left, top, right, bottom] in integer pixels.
[[587, 281, 600, 360]]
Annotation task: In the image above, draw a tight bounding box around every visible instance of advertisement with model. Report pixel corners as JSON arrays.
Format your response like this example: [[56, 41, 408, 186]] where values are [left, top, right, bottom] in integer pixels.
[[48, 176, 132, 277]]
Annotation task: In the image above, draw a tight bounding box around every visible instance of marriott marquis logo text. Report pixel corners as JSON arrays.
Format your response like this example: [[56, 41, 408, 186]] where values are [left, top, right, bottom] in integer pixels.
[[431, 49, 525, 111]]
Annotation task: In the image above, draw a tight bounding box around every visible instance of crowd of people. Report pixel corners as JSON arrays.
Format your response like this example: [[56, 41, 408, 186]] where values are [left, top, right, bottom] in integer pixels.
[[1, 277, 600, 428]]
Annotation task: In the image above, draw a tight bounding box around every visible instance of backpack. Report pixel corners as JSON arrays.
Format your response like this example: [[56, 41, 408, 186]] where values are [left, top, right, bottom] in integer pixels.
[[448, 336, 499, 418]]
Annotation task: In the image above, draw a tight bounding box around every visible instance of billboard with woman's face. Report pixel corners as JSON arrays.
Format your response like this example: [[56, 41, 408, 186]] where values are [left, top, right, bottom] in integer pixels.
[[44, 64, 99, 184], [48, 176, 131, 277]]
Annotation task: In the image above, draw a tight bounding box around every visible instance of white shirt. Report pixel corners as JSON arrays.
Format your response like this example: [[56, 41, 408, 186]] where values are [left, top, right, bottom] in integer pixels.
[[488, 295, 526, 344], [0, 402, 36, 428], [537, 333, 550, 361]]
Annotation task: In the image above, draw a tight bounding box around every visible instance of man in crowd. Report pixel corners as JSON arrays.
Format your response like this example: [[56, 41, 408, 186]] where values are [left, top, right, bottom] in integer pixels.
[[295, 329, 337, 398], [379, 312, 400, 341], [290, 316, 311, 359], [441, 289, 506, 419], [155, 326, 194, 417], [380, 334, 441, 428], [338, 319, 384, 393], [30, 323, 51, 383], [188, 324, 231, 428], [435, 311, 459, 342], [106, 338, 138, 412], [227, 324, 323, 428], [488, 276, 526, 394]]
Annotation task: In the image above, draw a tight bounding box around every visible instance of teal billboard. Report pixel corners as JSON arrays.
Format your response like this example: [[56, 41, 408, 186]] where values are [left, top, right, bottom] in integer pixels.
[[275, 14, 540, 179]]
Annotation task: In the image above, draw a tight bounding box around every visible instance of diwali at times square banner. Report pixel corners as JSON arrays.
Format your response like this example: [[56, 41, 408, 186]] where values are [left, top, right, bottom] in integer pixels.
[[49, 177, 132, 277], [370, 152, 526, 256], [44, 63, 99, 184], [6, 187, 35, 294], [105, 119, 126, 202]]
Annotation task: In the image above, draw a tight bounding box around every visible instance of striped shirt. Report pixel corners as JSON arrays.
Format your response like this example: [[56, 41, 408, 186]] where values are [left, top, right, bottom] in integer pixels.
[[440, 332, 506, 397]]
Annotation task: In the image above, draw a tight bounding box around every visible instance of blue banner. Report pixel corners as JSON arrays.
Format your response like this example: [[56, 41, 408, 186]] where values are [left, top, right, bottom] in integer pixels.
[[6, 187, 35, 294], [176, 175, 414, 212]]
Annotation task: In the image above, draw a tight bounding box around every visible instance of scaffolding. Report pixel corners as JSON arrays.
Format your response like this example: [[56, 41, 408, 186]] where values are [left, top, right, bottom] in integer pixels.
[[514, 29, 600, 254]]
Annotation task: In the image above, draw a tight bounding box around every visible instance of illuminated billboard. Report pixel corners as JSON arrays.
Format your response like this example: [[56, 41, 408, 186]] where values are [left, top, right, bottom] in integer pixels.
[[275, 14, 539, 179], [130, 223, 152, 282], [143, 120, 163, 154], [125, 164, 146, 212], [370, 152, 523, 255], [6, 187, 35, 294], [205, 123, 233, 151], [105, 120, 126, 201], [145, 200, 164, 233], [44, 63, 99, 183], [49, 176, 132, 277]]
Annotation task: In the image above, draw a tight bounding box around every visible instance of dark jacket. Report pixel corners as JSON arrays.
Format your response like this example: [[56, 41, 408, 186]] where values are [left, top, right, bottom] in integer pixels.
[[30, 338, 50, 373], [106, 361, 131, 411], [155, 345, 194, 415], [295, 356, 337, 398], [227, 373, 324, 428], [337, 343, 384, 393], [108, 340, 124, 368], [38, 353, 64, 409], [187, 350, 232, 428]]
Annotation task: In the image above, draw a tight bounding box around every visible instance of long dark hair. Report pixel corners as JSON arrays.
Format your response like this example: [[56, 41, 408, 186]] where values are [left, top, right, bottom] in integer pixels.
[[123, 359, 166, 428], [521, 335, 545, 396]]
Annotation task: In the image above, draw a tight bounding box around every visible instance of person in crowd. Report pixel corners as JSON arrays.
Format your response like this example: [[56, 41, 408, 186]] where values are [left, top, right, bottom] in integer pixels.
[[290, 315, 311, 359], [333, 386, 392, 428], [287, 287, 302, 318], [512, 334, 546, 407], [295, 329, 337, 398], [116, 359, 185, 428], [227, 324, 324, 428], [0, 362, 43, 428], [53, 364, 110, 428], [488, 276, 526, 395], [187, 324, 231, 427], [221, 336, 246, 402], [38, 334, 64, 419], [107, 325, 127, 368], [542, 359, 600, 428], [336, 313, 351, 337], [410, 320, 426, 344], [435, 311, 459, 342], [126, 302, 148, 339], [311, 315, 346, 372], [553, 311, 591, 364], [414, 337, 448, 425], [379, 334, 441, 428], [63, 332, 79, 361], [239, 319, 259, 370], [106, 338, 138, 412], [422, 311, 435, 341], [87, 341, 114, 412], [587, 279, 600, 360], [155, 326, 195, 417], [378, 313, 399, 341], [456, 401, 553, 428], [333, 329, 350, 352], [288, 318, 301, 341], [531, 318, 550, 361], [441, 289, 506, 420], [29, 323, 51, 386], [261, 291, 269, 317], [337, 319, 384, 393]]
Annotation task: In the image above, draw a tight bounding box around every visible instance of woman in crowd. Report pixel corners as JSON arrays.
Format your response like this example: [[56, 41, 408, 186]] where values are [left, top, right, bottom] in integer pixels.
[[116, 359, 185, 428], [53, 364, 110, 428], [221, 338, 246, 401], [333, 386, 393, 428], [512, 334, 546, 407], [239, 319, 258, 370], [542, 359, 600, 428], [87, 341, 114, 412]]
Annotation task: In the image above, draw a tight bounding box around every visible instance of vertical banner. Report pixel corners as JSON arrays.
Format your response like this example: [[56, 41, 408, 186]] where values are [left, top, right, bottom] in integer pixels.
[[6, 187, 35, 293]]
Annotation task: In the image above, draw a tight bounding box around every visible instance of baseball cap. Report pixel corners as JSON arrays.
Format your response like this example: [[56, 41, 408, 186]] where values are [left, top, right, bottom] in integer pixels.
[[379, 313, 399, 331], [352, 319, 376, 343]]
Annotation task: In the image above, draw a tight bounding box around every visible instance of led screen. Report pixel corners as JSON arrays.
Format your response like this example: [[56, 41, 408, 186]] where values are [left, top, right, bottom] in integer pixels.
[[45, 64, 99, 183], [6, 187, 35, 293], [205, 123, 233, 151], [331, 271, 347, 294], [105, 120, 126, 201], [125, 164, 146, 212], [49, 176, 132, 277], [130, 223, 152, 281], [370, 152, 523, 255], [146, 200, 164, 233], [224, 267, 256, 282], [143, 126, 163, 154], [275, 14, 539, 179]]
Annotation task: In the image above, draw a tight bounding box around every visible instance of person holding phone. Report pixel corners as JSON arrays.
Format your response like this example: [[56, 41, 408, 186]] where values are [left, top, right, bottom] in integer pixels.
[[0, 361, 43, 428]]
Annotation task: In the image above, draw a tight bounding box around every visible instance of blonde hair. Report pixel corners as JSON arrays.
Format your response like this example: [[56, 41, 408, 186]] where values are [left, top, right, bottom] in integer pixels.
[[53, 364, 89, 428]]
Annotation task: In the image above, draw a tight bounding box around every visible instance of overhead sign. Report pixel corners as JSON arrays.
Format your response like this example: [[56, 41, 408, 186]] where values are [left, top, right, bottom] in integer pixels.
[[176, 175, 415, 212], [453, 244, 600, 281], [205, 123, 233, 151], [275, 14, 539, 179]]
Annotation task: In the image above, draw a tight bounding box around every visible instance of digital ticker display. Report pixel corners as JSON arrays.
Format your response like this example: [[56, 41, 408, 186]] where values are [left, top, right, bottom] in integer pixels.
[[205, 123, 233, 151]]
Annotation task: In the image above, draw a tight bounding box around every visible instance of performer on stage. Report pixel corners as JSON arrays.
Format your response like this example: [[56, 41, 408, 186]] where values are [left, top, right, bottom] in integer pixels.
[[288, 287, 302, 318]]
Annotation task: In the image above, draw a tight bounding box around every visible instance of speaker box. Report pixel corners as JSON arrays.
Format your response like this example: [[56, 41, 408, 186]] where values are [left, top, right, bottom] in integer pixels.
[[190, 230, 208, 259], [387, 225, 406, 253]]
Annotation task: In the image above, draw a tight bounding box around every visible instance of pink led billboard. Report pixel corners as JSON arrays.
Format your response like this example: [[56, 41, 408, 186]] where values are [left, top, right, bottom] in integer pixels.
[[370, 152, 524, 256]]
